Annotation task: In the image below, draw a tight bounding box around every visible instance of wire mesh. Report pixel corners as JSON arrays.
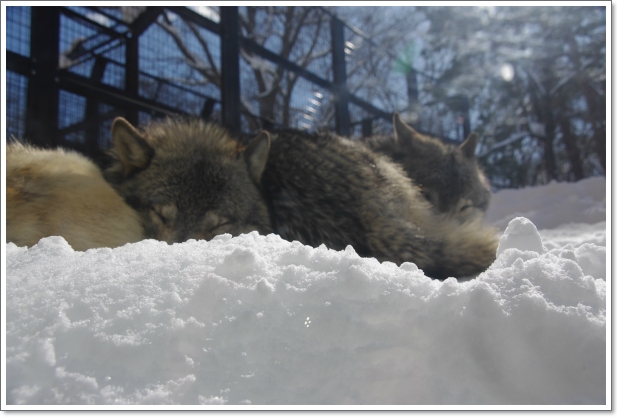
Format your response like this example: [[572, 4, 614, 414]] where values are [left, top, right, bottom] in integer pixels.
[[139, 9, 221, 100], [6, 71, 29, 140], [238, 6, 333, 83], [59, 13, 102, 77], [7, 5, 467, 163], [101, 61, 125, 89], [6, 6, 31, 57], [58, 90, 86, 143], [97, 115, 114, 149], [343, 25, 406, 118], [239, 58, 335, 133]]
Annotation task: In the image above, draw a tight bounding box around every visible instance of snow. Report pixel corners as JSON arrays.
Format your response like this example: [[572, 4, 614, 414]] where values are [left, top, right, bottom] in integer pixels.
[[3, 176, 609, 408]]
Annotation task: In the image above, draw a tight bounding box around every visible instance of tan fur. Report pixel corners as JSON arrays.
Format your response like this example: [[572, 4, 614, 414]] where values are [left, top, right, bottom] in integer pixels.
[[6, 142, 143, 251]]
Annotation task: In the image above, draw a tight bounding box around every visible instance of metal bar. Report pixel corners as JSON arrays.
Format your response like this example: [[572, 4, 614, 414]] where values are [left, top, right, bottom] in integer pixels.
[[130, 6, 164, 37], [242, 36, 392, 127], [25, 6, 60, 147], [317, 6, 438, 82], [361, 119, 373, 138], [200, 98, 216, 120], [348, 95, 391, 121], [57, 45, 221, 107], [60, 7, 129, 40], [85, 6, 127, 26], [125, 24, 139, 125], [84, 56, 108, 155], [220, 6, 241, 132], [241, 38, 333, 91], [330, 16, 350, 136], [59, 108, 124, 136], [57, 70, 189, 117], [6, 50, 33, 76], [166, 6, 221, 34]]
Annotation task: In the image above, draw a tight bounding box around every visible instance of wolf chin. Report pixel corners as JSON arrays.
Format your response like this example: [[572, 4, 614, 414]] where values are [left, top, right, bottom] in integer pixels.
[[362, 113, 492, 223], [6, 142, 143, 251], [105, 117, 498, 280]]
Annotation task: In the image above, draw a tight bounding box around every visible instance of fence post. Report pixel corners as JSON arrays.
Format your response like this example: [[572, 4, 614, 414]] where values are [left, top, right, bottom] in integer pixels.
[[85, 56, 108, 156], [220, 6, 241, 133], [361, 119, 373, 138], [125, 29, 140, 126], [25, 6, 60, 147], [330, 16, 350, 137], [124, 7, 163, 127]]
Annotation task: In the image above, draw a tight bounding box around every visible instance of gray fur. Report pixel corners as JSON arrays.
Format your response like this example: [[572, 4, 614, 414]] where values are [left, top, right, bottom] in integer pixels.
[[105, 117, 498, 280], [362, 113, 492, 223], [104, 117, 273, 243]]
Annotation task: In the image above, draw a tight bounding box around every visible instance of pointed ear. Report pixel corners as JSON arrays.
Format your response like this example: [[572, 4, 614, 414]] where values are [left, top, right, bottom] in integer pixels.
[[244, 131, 270, 183], [393, 113, 431, 157], [111, 117, 154, 175], [459, 132, 478, 158], [393, 112, 422, 145]]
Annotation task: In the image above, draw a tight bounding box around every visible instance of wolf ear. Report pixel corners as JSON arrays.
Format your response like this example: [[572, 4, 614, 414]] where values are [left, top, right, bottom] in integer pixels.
[[111, 117, 154, 175], [244, 131, 270, 183], [459, 132, 478, 159], [393, 112, 423, 146]]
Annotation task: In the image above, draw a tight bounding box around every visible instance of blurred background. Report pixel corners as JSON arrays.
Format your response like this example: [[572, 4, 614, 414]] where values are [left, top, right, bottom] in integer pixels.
[[5, 5, 606, 190]]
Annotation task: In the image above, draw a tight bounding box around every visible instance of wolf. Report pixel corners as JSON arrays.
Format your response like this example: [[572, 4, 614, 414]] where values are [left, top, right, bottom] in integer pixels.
[[6, 142, 143, 251], [104, 117, 497, 280], [362, 113, 492, 223]]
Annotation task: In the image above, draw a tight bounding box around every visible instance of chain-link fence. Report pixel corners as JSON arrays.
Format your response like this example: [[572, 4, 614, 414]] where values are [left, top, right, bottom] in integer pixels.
[[6, 6, 470, 160]]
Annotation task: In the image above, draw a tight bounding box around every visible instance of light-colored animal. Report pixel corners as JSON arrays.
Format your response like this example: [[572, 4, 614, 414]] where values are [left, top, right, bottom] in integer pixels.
[[6, 142, 143, 251], [105, 117, 497, 280]]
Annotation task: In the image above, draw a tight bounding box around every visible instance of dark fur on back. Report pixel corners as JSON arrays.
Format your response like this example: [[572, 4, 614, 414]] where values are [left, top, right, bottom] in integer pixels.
[[362, 114, 492, 222], [105, 117, 498, 280]]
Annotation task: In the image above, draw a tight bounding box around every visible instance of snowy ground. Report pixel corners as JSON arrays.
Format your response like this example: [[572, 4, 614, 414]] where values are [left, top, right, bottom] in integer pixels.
[[3, 176, 609, 409]]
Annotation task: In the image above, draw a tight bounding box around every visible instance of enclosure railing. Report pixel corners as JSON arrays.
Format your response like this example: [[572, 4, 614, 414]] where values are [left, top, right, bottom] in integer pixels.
[[6, 6, 470, 159]]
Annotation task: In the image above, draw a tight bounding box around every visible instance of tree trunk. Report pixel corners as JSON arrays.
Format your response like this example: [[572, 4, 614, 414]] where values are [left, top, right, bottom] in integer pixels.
[[534, 89, 557, 183], [558, 114, 584, 181]]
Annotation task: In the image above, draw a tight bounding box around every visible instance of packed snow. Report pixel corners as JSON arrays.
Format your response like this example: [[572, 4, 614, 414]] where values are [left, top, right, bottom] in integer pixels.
[[3, 176, 608, 408]]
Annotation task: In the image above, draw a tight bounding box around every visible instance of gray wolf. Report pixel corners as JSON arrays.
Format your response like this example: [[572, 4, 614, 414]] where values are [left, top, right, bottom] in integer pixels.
[[362, 113, 492, 223], [6, 142, 143, 251], [105, 117, 497, 279]]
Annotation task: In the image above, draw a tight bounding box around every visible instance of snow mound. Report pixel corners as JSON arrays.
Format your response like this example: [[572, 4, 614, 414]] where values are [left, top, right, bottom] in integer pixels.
[[486, 176, 606, 230], [496, 216, 545, 255], [5, 217, 606, 405]]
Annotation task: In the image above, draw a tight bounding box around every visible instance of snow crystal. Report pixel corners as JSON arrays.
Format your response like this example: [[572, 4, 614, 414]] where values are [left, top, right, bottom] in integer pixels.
[[3, 177, 608, 407]]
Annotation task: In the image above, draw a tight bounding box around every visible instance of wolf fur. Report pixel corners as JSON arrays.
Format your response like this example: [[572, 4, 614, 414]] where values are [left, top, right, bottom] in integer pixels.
[[105, 117, 498, 280], [362, 113, 492, 223], [6, 142, 143, 251]]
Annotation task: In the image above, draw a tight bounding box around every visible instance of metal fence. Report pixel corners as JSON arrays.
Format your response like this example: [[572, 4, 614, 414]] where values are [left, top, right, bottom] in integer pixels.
[[6, 6, 471, 160]]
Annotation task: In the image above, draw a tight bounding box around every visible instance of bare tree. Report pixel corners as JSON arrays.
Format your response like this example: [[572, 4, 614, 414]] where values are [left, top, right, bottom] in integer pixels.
[[416, 6, 605, 187]]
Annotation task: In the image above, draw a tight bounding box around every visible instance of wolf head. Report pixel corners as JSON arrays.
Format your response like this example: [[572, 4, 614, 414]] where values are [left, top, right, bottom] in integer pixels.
[[104, 117, 273, 243], [366, 113, 491, 222]]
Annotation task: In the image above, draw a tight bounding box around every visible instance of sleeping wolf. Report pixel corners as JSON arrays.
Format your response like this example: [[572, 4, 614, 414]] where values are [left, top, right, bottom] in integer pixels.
[[6, 142, 143, 251], [362, 113, 492, 222], [104, 117, 497, 279]]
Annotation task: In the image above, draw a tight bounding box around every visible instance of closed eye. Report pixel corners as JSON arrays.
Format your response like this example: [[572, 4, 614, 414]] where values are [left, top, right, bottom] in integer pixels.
[[459, 205, 471, 212], [151, 207, 167, 224], [208, 221, 232, 234], [151, 204, 177, 225]]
